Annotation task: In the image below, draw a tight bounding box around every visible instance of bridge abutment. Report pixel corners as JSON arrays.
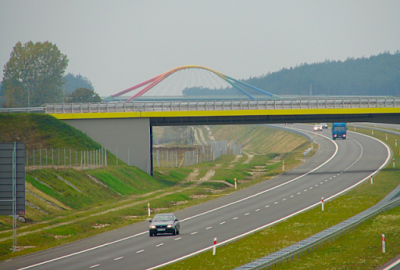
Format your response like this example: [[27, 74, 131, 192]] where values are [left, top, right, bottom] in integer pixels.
[[64, 118, 151, 174]]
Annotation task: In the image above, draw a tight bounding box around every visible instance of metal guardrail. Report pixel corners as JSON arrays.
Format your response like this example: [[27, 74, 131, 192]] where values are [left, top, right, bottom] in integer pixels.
[[42, 98, 400, 114], [0, 107, 45, 113], [1, 98, 399, 114], [348, 124, 400, 137]]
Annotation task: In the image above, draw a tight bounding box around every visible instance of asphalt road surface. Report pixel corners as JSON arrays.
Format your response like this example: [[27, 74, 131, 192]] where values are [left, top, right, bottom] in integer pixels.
[[1, 124, 390, 270]]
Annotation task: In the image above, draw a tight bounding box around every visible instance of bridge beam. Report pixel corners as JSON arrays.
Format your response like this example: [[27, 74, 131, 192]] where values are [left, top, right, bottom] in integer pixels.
[[63, 118, 152, 174]]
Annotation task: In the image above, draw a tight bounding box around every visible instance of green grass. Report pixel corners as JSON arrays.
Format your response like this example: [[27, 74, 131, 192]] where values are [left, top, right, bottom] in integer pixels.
[[160, 127, 400, 270]]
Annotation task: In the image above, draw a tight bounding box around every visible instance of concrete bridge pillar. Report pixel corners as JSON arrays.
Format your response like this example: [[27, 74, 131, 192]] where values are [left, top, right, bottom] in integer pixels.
[[63, 118, 151, 174]]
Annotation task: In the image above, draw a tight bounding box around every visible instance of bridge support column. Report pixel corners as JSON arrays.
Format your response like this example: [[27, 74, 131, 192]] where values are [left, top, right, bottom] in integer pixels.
[[64, 118, 151, 174]]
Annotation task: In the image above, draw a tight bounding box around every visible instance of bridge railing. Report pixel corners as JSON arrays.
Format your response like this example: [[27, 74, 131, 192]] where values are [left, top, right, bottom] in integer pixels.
[[42, 97, 400, 114]]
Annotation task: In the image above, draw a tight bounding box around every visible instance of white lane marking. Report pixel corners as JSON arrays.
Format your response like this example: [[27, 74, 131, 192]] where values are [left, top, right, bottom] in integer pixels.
[[174, 237, 181, 240], [282, 198, 286, 201], [219, 222, 226, 225], [274, 202, 278, 204], [297, 192, 301, 194], [333, 175, 336, 178], [265, 205, 269, 208], [233, 217, 238, 220], [329, 177, 332, 179], [206, 226, 212, 229], [114, 256, 123, 260], [156, 243, 164, 247], [89, 265, 100, 268], [18, 131, 341, 270], [255, 209, 260, 212], [245, 213, 250, 215], [315, 184, 318, 187], [304, 189, 307, 192], [320, 182, 323, 184], [191, 231, 198, 235], [381, 257, 400, 270], [325, 179, 328, 182], [290, 195, 294, 198], [309, 187, 313, 189], [136, 250, 144, 253]]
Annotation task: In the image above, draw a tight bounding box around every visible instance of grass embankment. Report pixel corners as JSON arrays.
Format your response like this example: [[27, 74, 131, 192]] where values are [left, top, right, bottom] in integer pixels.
[[161, 127, 400, 270], [0, 114, 311, 261]]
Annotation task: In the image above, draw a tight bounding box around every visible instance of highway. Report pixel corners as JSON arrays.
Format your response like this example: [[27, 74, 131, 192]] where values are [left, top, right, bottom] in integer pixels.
[[2, 124, 390, 270]]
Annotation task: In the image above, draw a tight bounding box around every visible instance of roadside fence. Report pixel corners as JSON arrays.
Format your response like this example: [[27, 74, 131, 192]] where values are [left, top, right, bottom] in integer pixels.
[[25, 148, 107, 171], [154, 140, 242, 168]]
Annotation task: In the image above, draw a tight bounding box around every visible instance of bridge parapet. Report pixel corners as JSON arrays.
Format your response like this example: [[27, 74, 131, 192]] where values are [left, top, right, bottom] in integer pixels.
[[43, 98, 400, 114]]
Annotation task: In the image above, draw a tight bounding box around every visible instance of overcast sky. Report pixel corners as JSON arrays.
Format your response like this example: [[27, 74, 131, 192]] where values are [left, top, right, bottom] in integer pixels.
[[1, 1, 399, 97]]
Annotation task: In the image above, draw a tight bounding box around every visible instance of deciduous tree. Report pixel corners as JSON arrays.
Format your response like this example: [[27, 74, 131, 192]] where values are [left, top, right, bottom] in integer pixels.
[[64, 87, 101, 103], [2, 41, 68, 107]]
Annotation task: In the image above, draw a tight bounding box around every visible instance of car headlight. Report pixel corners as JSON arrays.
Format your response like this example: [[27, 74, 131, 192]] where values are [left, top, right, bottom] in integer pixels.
[[167, 224, 172, 228], [150, 225, 156, 229]]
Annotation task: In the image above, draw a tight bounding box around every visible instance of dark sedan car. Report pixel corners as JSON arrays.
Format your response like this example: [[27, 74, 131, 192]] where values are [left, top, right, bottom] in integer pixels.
[[149, 213, 180, 236]]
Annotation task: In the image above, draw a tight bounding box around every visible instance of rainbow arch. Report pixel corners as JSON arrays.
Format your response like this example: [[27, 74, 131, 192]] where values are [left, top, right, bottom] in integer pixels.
[[112, 65, 275, 101]]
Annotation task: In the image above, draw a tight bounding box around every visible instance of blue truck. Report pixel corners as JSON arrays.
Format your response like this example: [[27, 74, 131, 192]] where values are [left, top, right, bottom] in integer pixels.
[[332, 123, 347, 140]]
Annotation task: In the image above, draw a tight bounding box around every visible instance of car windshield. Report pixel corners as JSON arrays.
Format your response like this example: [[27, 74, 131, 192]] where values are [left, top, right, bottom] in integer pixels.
[[153, 215, 173, 222]]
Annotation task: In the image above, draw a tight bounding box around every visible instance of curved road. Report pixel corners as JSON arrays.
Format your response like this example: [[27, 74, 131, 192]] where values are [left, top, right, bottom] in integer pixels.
[[1, 124, 390, 270]]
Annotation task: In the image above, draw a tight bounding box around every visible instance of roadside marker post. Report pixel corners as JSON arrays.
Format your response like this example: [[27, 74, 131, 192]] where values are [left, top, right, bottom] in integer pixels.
[[213, 237, 217, 255], [321, 197, 324, 211], [370, 175, 373, 184], [148, 203, 151, 217], [386, 134, 388, 141], [393, 158, 395, 169], [282, 161, 285, 172], [372, 129, 374, 135], [382, 234, 386, 253], [396, 140, 398, 147], [234, 178, 237, 190]]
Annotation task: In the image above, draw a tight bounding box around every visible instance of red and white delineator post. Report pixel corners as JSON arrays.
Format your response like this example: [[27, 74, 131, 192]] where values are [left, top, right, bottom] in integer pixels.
[[234, 178, 237, 190], [321, 197, 324, 211], [382, 234, 386, 253], [370, 175, 373, 184], [148, 203, 151, 217], [213, 237, 217, 255], [282, 161, 285, 172], [393, 158, 396, 169], [395, 139, 398, 147]]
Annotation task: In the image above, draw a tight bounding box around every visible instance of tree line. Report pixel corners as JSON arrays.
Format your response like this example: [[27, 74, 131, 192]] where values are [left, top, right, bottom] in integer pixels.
[[1, 41, 101, 108], [184, 51, 400, 97]]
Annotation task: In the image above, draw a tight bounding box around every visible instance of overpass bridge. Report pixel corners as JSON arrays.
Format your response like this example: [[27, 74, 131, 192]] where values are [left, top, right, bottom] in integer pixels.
[[46, 97, 400, 175]]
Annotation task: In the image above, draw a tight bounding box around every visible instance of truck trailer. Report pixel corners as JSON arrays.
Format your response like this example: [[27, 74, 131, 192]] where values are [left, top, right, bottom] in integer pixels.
[[332, 123, 347, 140]]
